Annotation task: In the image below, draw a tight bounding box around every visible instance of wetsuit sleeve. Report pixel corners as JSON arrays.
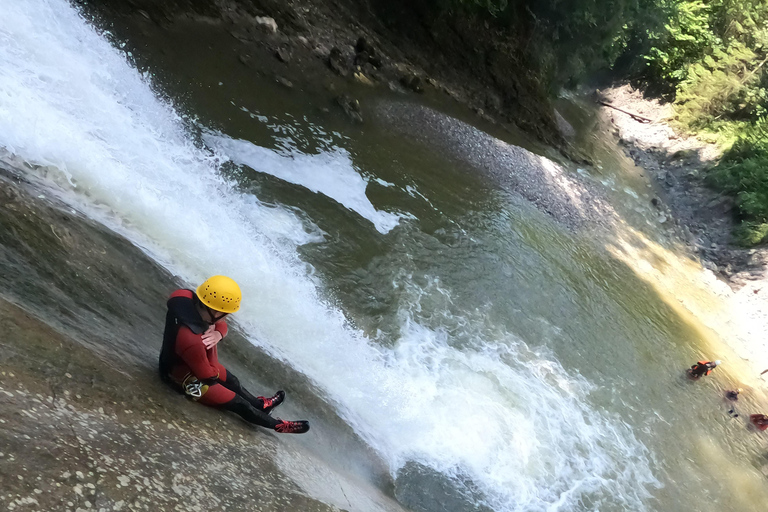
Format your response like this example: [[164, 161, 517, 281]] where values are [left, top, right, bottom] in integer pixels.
[[207, 320, 226, 368], [175, 326, 220, 381], [208, 345, 220, 367], [215, 320, 228, 338]]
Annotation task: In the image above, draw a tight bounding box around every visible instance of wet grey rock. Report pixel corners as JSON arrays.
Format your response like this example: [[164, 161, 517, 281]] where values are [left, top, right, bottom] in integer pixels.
[[254, 16, 278, 34], [335, 94, 362, 123], [485, 91, 503, 113], [354, 37, 382, 68], [400, 74, 423, 93], [669, 148, 698, 162], [619, 135, 635, 145], [706, 195, 735, 213], [554, 109, 575, 139], [275, 46, 292, 63], [237, 53, 252, 66], [353, 72, 375, 86], [275, 75, 293, 88], [355, 36, 372, 54], [228, 28, 251, 44], [327, 47, 349, 77], [395, 462, 493, 512]]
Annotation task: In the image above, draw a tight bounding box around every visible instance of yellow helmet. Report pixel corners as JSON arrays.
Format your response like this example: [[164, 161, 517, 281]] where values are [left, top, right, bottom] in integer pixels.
[[196, 275, 242, 313]]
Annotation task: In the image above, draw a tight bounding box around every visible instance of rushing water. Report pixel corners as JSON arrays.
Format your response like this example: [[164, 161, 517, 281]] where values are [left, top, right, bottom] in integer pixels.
[[3, 1, 768, 511]]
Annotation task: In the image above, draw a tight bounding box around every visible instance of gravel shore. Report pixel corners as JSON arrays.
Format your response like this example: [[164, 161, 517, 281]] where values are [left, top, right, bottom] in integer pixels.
[[598, 84, 768, 388]]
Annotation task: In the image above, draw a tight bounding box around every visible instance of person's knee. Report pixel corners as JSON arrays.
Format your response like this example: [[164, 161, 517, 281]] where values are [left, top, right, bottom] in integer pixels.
[[223, 370, 243, 391], [198, 383, 236, 406]]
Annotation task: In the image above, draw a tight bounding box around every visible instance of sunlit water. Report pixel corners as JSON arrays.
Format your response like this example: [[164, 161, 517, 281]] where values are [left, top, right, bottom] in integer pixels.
[[2, 1, 768, 511]]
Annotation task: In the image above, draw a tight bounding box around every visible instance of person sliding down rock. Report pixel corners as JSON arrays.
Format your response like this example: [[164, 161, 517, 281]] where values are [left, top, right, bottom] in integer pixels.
[[687, 360, 720, 379], [159, 275, 309, 434]]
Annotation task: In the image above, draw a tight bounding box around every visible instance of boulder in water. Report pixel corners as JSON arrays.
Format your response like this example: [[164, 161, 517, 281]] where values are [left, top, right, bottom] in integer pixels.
[[328, 47, 349, 77], [335, 94, 362, 123], [254, 16, 278, 34], [354, 37, 382, 68], [400, 74, 423, 93], [394, 461, 493, 512], [275, 45, 292, 63]]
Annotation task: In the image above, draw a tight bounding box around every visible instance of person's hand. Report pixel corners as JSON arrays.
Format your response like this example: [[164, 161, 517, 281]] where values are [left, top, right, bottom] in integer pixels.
[[201, 325, 223, 349]]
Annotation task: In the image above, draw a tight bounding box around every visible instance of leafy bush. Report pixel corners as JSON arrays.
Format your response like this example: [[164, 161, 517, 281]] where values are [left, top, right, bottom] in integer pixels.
[[733, 221, 768, 246], [707, 117, 768, 239], [636, 0, 768, 244], [643, 0, 720, 85]]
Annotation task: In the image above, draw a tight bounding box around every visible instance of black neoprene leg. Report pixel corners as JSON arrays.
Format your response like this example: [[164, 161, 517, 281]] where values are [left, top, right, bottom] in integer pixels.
[[221, 395, 279, 429], [219, 371, 265, 409]]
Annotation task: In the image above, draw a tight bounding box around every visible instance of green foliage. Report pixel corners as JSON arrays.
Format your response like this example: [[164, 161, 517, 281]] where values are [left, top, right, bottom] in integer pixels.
[[675, 42, 760, 126], [630, 0, 768, 244], [733, 221, 768, 245], [640, 0, 768, 127], [643, 0, 720, 85], [706, 118, 768, 243]]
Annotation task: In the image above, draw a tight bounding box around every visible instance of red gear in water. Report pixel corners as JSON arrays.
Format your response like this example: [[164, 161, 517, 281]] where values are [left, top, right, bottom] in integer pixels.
[[750, 414, 768, 431], [159, 289, 304, 433], [688, 360, 718, 379]]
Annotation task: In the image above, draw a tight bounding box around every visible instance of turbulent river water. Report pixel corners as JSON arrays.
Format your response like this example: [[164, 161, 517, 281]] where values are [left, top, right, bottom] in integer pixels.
[[3, 1, 768, 511]]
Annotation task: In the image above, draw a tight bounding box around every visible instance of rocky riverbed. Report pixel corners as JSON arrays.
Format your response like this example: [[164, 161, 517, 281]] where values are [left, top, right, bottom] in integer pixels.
[[598, 83, 768, 380]]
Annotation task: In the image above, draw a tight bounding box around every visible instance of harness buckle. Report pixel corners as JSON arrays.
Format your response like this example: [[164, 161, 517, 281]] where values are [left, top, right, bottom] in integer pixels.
[[181, 373, 204, 399], [185, 380, 203, 398]]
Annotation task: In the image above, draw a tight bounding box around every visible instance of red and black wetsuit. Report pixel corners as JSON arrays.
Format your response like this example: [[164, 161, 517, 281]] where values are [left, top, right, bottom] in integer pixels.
[[689, 361, 716, 378], [159, 289, 278, 428]]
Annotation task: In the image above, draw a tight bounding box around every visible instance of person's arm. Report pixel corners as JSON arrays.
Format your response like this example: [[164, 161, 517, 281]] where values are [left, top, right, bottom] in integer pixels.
[[201, 320, 228, 349], [215, 319, 228, 338], [175, 326, 220, 382]]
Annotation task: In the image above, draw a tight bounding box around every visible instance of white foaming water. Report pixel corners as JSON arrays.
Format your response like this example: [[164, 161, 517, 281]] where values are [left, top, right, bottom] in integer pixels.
[[0, 1, 658, 510], [203, 133, 402, 234]]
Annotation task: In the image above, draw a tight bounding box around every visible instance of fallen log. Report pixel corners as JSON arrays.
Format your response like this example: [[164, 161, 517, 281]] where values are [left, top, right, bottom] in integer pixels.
[[598, 100, 654, 123]]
